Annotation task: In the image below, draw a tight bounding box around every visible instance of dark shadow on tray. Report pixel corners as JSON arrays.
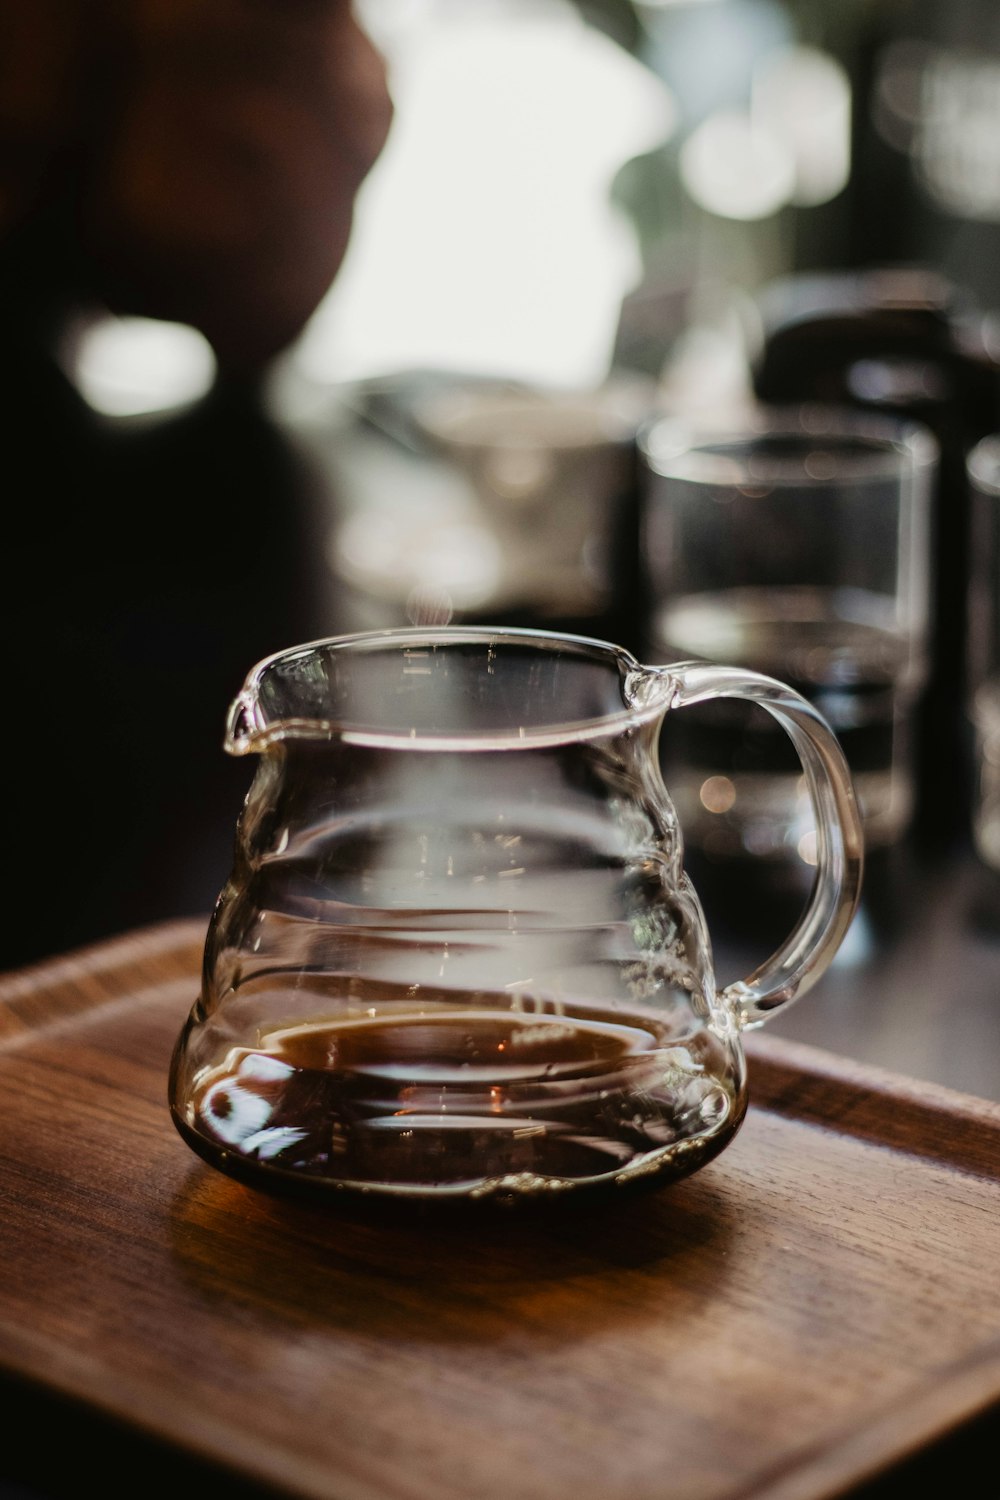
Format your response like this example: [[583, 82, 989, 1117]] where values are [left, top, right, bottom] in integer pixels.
[[166, 1155, 740, 1344]]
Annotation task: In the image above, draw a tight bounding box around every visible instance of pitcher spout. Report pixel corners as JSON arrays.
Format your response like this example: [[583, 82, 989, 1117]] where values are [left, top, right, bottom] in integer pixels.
[[224, 688, 265, 756]]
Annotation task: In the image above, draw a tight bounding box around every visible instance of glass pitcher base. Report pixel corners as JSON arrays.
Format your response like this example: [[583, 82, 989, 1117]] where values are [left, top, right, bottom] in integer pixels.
[[169, 1001, 747, 1209], [170, 1104, 746, 1210]]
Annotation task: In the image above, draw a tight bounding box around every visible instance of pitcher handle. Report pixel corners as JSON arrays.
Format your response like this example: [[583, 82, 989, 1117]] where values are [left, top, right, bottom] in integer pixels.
[[661, 660, 865, 1029]]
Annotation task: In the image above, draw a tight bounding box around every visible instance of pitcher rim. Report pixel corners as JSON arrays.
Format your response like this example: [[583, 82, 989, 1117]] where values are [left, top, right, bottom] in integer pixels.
[[226, 625, 674, 753]]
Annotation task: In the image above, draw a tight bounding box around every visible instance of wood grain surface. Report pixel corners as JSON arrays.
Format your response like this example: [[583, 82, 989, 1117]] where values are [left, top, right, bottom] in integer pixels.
[[0, 920, 998, 1500]]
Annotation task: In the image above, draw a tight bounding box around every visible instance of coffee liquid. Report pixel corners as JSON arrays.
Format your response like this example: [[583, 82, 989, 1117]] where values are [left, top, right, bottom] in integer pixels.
[[174, 1004, 744, 1204]]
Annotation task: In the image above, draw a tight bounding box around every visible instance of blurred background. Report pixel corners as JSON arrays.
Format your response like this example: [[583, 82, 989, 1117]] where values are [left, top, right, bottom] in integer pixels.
[[70, 0, 1000, 650], [77, 0, 1000, 414]]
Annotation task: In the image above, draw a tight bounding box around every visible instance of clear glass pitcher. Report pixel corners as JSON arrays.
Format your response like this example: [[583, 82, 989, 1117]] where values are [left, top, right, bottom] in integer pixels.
[[168, 627, 863, 1207]]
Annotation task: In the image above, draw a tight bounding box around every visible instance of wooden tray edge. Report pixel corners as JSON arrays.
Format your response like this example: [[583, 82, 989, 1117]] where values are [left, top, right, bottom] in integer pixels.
[[744, 1031, 1000, 1179], [0, 919, 207, 1045]]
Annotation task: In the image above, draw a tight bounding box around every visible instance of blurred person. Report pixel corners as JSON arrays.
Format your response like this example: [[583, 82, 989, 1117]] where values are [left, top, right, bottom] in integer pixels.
[[0, 0, 393, 371], [0, 1, 392, 969]]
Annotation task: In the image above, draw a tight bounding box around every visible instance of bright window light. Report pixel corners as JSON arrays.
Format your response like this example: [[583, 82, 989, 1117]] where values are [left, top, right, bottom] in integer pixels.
[[294, 2, 676, 389]]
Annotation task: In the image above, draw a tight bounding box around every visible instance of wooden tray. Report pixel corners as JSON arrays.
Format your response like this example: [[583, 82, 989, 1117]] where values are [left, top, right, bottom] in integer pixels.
[[1, 921, 998, 1500]]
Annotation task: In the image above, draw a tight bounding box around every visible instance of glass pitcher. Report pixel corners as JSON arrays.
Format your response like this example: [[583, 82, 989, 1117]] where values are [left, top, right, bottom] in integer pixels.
[[168, 627, 863, 1208]]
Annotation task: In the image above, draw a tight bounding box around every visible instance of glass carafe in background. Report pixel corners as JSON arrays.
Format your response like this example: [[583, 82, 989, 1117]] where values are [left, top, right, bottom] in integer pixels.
[[409, 378, 656, 651], [751, 266, 1000, 851], [168, 627, 862, 1209], [323, 374, 656, 654], [638, 405, 933, 917]]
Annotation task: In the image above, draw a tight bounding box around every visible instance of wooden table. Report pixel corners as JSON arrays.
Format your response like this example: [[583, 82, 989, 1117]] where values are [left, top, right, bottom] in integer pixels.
[[1, 919, 998, 1500]]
